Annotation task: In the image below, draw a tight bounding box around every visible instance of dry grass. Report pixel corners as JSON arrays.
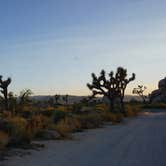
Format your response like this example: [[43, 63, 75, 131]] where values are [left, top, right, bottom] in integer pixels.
[[143, 103, 166, 109], [77, 113, 103, 129], [7, 116, 28, 138], [100, 111, 124, 124], [55, 117, 81, 138], [125, 104, 141, 117]]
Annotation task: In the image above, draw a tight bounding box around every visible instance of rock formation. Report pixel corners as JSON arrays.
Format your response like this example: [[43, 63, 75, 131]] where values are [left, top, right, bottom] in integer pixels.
[[150, 77, 166, 102]]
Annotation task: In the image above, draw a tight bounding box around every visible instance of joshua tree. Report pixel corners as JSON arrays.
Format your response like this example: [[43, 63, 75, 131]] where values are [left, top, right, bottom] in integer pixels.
[[0, 76, 12, 110], [19, 89, 33, 105], [133, 85, 147, 103], [87, 67, 135, 112], [63, 94, 69, 105], [87, 69, 118, 112], [115, 67, 135, 112], [54, 94, 60, 105]]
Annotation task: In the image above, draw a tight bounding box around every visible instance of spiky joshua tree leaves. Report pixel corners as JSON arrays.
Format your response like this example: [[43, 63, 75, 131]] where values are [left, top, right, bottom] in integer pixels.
[[87, 67, 135, 113], [0, 76, 12, 111]]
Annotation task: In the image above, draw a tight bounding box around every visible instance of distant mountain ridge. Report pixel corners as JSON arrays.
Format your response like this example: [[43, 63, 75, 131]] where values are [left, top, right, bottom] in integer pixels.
[[31, 95, 141, 104]]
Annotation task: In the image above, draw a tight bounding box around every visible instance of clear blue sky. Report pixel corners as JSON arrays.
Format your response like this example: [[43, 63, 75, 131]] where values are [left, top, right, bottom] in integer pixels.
[[0, 0, 165, 95]]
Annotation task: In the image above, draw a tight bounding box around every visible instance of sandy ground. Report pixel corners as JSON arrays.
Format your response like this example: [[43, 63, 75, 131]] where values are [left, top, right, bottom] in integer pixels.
[[2, 110, 166, 166]]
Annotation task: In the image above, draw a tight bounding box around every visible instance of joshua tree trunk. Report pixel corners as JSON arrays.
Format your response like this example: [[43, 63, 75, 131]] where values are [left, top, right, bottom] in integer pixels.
[[120, 91, 125, 114], [109, 97, 115, 112], [4, 88, 8, 111], [120, 97, 125, 114]]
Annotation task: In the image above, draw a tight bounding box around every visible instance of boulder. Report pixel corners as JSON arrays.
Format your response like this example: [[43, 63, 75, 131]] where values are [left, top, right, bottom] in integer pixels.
[[150, 77, 166, 102]]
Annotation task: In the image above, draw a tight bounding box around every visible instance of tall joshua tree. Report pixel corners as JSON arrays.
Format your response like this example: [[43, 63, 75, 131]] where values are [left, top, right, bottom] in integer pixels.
[[0, 76, 12, 110], [87, 67, 135, 112], [133, 85, 147, 103], [87, 69, 118, 112], [115, 67, 135, 112]]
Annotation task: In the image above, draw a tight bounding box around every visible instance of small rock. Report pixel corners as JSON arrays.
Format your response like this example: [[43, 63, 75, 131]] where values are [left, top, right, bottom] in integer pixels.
[[35, 130, 60, 140]]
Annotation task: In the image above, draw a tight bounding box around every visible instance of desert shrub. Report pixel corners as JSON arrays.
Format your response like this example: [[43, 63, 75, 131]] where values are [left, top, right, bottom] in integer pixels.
[[28, 115, 53, 138], [56, 106, 69, 112], [77, 113, 103, 129], [53, 110, 66, 123], [31, 114, 50, 129], [55, 117, 81, 138], [143, 103, 166, 109], [125, 105, 141, 117], [100, 111, 123, 124], [41, 110, 53, 117], [19, 110, 33, 119], [96, 104, 108, 112], [0, 131, 9, 150], [46, 106, 55, 111], [8, 117, 27, 137], [7, 116, 31, 145], [16, 105, 37, 118]]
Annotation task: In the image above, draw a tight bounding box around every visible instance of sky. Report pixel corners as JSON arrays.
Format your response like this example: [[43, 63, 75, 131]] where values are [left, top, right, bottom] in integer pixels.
[[0, 0, 165, 96]]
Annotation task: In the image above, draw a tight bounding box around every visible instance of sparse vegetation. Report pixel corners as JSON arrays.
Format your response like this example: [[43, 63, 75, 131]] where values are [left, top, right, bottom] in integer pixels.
[[0, 69, 149, 157]]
